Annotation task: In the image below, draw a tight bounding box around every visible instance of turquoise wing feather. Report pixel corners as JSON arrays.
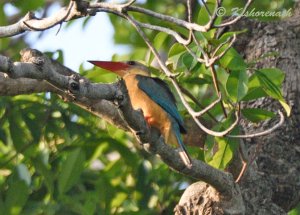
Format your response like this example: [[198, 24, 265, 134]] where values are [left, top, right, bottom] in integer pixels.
[[136, 75, 191, 167], [136, 75, 186, 134]]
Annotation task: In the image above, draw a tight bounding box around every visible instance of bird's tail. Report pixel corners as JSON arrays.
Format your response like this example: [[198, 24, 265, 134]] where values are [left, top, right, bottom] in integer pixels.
[[173, 125, 192, 169]]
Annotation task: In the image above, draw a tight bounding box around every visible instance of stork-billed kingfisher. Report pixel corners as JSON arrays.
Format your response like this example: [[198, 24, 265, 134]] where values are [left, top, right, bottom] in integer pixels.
[[88, 60, 192, 168]]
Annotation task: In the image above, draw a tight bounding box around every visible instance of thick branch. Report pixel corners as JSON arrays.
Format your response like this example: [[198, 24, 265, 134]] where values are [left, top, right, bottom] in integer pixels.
[[0, 49, 117, 101], [0, 49, 128, 130], [0, 48, 242, 200], [0, 73, 57, 96]]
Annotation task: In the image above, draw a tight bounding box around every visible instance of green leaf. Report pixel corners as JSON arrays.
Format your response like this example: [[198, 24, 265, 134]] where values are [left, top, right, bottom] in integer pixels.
[[111, 192, 128, 208], [218, 30, 247, 43], [205, 112, 239, 169], [182, 46, 202, 71], [197, 1, 214, 25], [256, 70, 282, 99], [279, 100, 291, 117], [32, 153, 54, 195], [242, 68, 283, 101], [197, 1, 221, 39], [168, 43, 185, 58], [243, 68, 290, 115], [184, 76, 212, 86], [258, 68, 285, 86], [242, 108, 275, 123], [208, 137, 239, 170], [256, 70, 291, 116], [204, 135, 215, 162], [148, 32, 169, 64], [58, 148, 86, 194], [0, 127, 7, 144], [242, 87, 267, 101], [5, 180, 29, 215], [167, 43, 186, 69], [226, 69, 248, 102], [8, 111, 29, 151], [288, 202, 300, 215], [219, 48, 247, 71], [22, 113, 42, 143]]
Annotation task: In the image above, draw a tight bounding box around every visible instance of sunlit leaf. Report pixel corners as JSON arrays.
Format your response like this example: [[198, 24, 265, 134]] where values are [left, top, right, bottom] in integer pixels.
[[148, 32, 169, 64], [256, 70, 291, 116], [226, 69, 248, 102], [111, 192, 128, 208], [219, 48, 247, 71], [208, 136, 239, 170]]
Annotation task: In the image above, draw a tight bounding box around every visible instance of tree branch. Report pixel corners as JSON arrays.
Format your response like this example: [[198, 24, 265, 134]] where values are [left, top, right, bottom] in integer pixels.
[[0, 73, 57, 96], [0, 48, 240, 199], [0, 1, 76, 38], [0, 49, 128, 130]]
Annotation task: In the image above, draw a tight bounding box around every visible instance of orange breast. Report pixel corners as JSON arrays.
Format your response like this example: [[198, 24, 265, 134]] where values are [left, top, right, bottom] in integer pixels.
[[124, 75, 171, 135]]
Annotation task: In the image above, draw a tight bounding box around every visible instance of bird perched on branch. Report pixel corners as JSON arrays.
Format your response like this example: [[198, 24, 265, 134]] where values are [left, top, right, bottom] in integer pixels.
[[88, 60, 192, 168]]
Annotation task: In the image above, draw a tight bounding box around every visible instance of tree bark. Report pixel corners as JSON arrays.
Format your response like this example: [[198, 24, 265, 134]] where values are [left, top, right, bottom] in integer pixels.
[[176, 3, 300, 214], [236, 5, 300, 214]]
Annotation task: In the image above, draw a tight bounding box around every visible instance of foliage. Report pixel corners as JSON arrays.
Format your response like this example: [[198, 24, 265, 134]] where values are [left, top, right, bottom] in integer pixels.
[[289, 202, 300, 215], [0, 0, 296, 214]]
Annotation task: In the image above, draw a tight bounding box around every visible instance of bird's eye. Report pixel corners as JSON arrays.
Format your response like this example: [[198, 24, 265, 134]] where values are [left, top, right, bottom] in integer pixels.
[[127, 61, 135, 65]]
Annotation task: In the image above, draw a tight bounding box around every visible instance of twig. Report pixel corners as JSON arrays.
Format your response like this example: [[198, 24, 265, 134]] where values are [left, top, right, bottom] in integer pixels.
[[187, 0, 193, 23], [126, 5, 208, 31], [194, 95, 222, 118], [228, 110, 285, 138], [184, 45, 206, 64], [214, 0, 253, 28], [192, 108, 240, 136], [205, 0, 222, 30], [211, 35, 232, 58], [179, 85, 219, 123], [209, 65, 227, 118], [124, 14, 177, 77], [136, 21, 191, 45], [23, 0, 75, 31], [235, 157, 247, 183], [199, 0, 212, 17], [190, 31, 210, 65], [208, 34, 236, 66], [171, 78, 240, 137]]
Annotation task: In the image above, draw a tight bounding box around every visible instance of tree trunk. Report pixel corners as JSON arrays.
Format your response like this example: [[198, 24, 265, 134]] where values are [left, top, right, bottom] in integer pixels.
[[177, 3, 300, 214]]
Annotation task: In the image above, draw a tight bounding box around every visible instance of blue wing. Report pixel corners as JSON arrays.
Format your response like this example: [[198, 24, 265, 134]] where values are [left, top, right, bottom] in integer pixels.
[[136, 75, 186, 134]]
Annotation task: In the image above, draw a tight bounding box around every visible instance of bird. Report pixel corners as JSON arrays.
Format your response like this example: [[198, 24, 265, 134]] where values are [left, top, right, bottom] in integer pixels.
[[88, 60, 192, 168]]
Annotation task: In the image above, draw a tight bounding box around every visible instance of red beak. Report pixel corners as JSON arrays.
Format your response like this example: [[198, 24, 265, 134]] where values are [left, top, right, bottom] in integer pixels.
[[88, 61, 129, 72]]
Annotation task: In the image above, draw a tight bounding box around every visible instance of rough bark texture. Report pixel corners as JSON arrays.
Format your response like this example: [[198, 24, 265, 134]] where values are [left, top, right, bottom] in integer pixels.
[[176, 3, 300, 214], [175, 182, 245, 215], [234, 5, 300, 214]]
